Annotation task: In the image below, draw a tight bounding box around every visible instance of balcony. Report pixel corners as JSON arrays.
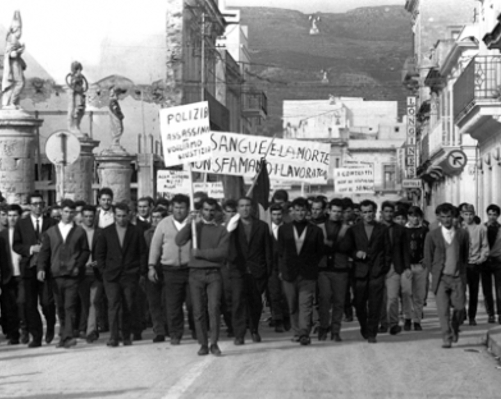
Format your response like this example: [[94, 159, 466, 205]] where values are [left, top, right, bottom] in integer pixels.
[[242, 90, 267, 119], [402, 56, 419, 90], [454, 55, 501, 141]]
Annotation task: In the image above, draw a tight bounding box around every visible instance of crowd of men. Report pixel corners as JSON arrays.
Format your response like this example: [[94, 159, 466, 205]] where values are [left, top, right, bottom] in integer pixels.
[[0, 187, 500, 355]]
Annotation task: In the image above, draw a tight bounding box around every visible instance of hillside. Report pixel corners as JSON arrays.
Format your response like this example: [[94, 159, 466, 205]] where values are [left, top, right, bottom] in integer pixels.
[[237, 5, 412, 135]]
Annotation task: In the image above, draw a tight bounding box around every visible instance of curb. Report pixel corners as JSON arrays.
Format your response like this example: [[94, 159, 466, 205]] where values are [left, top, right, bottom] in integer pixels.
[[486, 326, 501, 359]]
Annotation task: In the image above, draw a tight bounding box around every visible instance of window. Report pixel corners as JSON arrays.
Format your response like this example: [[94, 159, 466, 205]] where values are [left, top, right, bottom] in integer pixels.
[[383, 164, 396, 190]]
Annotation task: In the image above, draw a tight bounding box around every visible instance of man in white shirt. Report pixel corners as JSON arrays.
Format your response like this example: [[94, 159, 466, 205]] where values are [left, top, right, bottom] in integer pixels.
[[0, 204, 25, 344], [95, 188, 115, 229], [424, 203, 469, 348]]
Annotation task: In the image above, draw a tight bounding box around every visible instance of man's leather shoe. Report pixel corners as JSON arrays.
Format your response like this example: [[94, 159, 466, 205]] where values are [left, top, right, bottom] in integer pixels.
[[468, 318, 477, 326], [210, 344, 222, 356], [368, 337, 377, 344], [123, 338, 132, 346], [299, 336, 311, 346], [234, 337, 244, 345], [133, 333, 142, 341], [318, 328, 328, 341], [360, 329, 369, 340], [28, 340, 42, 348], [198, 345, 209, 356], [488, 315, 496, 324], [64, 338, 77, 348], [56, 340, 65, 348], [331, 333, 342, 342], [291, 336, 300, 343], [442, 341, 452, 349], [8, 338, 19, 345], [251, 332, 261, 343], [21, 331, 29, 344], [86, 331, 99, 343], [389, 325, 402, 335], [106, 339, 118, 347], [283, 319, 291, 332], [274, 321, 284, 333], [378, 325, 388, 333], [413, 323, 422, 331], [403, 319, 412, 331], [153, 335, 165, 343], [45, 329, 55, 344], [171, 337, 181, 345]]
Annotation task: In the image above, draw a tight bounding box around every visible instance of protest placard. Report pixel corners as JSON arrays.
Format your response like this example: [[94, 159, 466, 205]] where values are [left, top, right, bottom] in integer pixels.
[[333, 167, 375, 194], [159, 102, 212, 167], [193, 182, 225, 199], [156, 170, 191, 198], [191, 132, 331, 184]]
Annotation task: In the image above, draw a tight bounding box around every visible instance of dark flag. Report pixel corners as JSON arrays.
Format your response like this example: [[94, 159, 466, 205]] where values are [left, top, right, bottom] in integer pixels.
[[251, 158, 270, 213]]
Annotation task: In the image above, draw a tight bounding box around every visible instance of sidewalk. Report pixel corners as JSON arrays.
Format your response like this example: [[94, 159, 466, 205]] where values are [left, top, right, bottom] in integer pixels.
[[486, 325, 501, 358]]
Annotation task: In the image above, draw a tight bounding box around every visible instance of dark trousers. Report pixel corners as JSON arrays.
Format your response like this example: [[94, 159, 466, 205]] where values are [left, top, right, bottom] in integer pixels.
[[78, 275, 94, 333], [282, 277, 316, 338], [53, 277, 80, 341], [220, 265, 233, 333], [481, 260, 501, 317], [104, 276, 138, 341], [23, 275, 56, 342], [145, 278, 166, 336], [1, 277, 25, 340], [230, 269, 267, 339], [344, 267, 355, 318], [318, 271, 348, 334], [435, 275, 465, 344], [354, 275, 385, 339], [131, 277, 148, 335], [189, 268, 222, 346], [466, 264, 481, 320], [268, 269, 288, 322], [163, 268, 194, 340]]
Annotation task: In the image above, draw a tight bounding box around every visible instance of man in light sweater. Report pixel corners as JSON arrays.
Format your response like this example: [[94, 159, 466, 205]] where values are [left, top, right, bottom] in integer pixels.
[[176, 197, 229, 356], [149, 194, 194, 345], [424, 203, 469, 348], [37, 199, 90, 348], [460, 203, 489, 326]]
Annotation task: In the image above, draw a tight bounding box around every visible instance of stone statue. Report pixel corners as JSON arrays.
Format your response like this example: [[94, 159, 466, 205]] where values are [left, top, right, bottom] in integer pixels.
[[2, 11, 26, 109], [109, 86, 126, 150], [66, 61, 88, 134], [309, 15, 320, 35]]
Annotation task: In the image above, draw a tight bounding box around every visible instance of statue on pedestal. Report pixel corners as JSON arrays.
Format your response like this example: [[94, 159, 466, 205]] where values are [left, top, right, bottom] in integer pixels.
[[107, 86, 127, 153], [309, 15, 320, 36], [66, 61, 88, 135], [2, 11, 26, 109]]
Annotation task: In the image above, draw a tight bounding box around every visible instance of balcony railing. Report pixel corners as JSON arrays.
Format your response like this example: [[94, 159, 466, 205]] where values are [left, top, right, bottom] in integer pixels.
[[454, 55, 501, 122], [242, 90, 267, 119]]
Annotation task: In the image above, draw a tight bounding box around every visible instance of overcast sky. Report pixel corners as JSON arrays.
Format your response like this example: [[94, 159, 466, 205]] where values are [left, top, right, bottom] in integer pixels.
[[224, 0, 404, 13]]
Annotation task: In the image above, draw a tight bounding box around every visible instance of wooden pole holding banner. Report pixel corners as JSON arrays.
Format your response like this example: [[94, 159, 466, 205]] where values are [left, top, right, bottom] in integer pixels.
[[246, 135, 276, 197], [187, 164, 198, 249], [301, 181, 305, 197]]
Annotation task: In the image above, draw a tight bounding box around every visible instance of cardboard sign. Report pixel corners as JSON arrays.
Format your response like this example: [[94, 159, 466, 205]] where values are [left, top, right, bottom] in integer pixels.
[[191, 132, 331, 183], [156, 170, 191, 197], [159, 102, 212, 167], [193, 182, 225, 199], [333, 167, 374, 194]]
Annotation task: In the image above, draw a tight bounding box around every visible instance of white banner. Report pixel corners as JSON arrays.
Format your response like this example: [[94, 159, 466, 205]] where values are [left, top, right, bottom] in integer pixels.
[[159, 102, 212, 167], [156, 170, 224, 199], [191, 132, 331, 183], [333, 167, 374, 194]]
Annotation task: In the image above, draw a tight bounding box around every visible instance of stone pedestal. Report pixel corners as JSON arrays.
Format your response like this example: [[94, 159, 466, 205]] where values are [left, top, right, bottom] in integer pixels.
[[0, 109, 43, 204], [96, 153, 134, 203], [137, 153, 155, 199], [61, 135, 100, 203]]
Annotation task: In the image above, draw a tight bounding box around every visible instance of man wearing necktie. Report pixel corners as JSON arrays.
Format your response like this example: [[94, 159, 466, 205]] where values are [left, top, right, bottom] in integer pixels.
[[13, 192, 57, 348], [424, 203, 469, 348]]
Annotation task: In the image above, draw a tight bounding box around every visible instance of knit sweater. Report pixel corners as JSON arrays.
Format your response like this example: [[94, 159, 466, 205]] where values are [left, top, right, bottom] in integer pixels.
[[148, 215, 191, 267], [175, 221, 229, 268], [464, 223, 489, 264], [37, 224, 90, 277]]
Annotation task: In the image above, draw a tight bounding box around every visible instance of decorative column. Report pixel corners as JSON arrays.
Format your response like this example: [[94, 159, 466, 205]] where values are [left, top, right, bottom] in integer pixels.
[[62, 135, 100, 202], [96, 152, 134, 204], [0, 110, 43, 203]]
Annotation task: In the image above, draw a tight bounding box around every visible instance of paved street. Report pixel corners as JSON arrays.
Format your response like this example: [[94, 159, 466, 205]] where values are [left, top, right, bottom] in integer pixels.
[[0, 296, 500, 399]]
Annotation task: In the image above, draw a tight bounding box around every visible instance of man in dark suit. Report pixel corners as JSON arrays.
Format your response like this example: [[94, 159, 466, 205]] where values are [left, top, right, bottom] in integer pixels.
[[278, 197, 324, 346], [267, 203, 290, 333], [341, 199, 391, 344], [95, 202, 147, 347], [380, 201, 411, 335], [0, 204, 26, 344], [424, 203, 469, 348], [228, 197, 272, 345], [13, 192, 57, 347]]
